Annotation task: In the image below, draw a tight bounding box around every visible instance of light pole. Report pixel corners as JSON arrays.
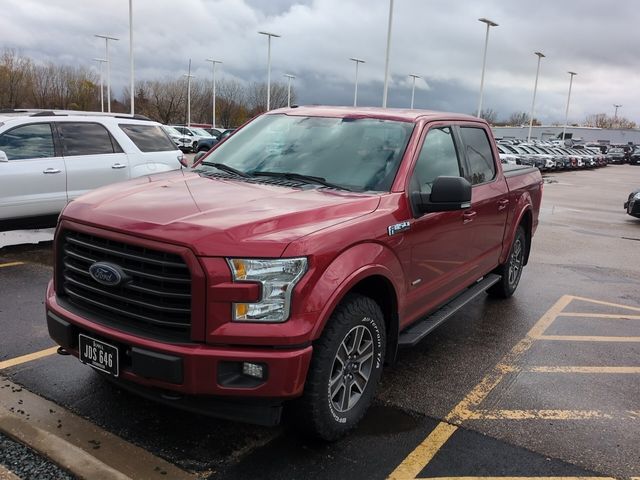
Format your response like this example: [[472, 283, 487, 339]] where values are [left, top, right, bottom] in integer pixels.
[[349, 57, 365, 107], [382, 0, 395, 108], [95, 34, 119, 113], [183, 59, 195, 127], [408, 74, 420, 109], [129, 0, 134, 115], [283, 74, 295, 107], [206, 59, 222, 128], [562, 71, 577, 142], [476, 18, 498, 118], [93, 58, 107, 113], [613, 104, 622, 119], [258, 31, 281, 111], [527, 52, 545, 142]]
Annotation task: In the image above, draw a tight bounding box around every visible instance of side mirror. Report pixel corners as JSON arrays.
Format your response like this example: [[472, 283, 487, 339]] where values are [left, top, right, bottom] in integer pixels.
[[412, 176, 472, 215], [0, 150, 8, 162]]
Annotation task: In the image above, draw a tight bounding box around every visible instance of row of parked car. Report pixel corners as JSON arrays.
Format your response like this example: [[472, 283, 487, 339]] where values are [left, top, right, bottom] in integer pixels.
[[161, 125, 235, 153], [496, 141, 640, 171]]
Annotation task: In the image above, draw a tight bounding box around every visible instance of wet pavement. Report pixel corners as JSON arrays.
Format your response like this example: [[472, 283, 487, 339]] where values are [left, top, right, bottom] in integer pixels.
[[0, 165, 639, 479]]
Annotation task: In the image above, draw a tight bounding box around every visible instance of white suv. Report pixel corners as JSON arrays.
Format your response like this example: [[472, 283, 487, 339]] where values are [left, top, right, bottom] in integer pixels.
[[0, 110, 184, 229]]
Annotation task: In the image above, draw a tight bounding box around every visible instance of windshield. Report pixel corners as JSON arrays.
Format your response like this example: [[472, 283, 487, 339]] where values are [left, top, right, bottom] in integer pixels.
[[192, 128, 212, 137], [196, 114, 414, 192], [163, 126, 182, 136]]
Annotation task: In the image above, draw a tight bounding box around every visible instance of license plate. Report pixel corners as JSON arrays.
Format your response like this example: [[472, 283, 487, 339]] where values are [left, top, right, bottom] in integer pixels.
[[78, 334, 119, 377]]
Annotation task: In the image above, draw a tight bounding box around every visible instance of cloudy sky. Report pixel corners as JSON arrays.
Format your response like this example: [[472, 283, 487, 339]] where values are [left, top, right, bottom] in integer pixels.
[[2, 0, 639, 124]]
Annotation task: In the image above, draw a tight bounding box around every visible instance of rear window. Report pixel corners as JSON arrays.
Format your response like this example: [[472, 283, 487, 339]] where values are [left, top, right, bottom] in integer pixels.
[[119, 124, 177, 152], [459, 127, 496, 185]]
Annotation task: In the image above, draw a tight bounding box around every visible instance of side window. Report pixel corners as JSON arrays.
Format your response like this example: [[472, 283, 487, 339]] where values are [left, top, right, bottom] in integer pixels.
[[460, 127, 496, 185], [412, 126, 461, 194], [0, 123, 55, 160], [58, 122, 120, 156], [119, 124, 178, 152]]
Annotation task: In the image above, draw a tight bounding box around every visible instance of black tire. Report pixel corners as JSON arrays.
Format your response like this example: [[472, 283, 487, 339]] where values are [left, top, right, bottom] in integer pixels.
[[293, 293, 386, 441], [488, 225, 527, 298]]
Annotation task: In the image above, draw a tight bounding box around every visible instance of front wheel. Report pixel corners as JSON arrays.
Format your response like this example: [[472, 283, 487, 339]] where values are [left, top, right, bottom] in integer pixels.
[[293, 293, 386, 441], [488, 225, 527, 298]]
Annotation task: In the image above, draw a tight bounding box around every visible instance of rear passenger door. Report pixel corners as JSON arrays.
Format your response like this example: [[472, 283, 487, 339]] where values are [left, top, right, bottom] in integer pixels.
[[57, 122, 130, 200], [457, 126, 509, 275], [0, 122, 67, 221]]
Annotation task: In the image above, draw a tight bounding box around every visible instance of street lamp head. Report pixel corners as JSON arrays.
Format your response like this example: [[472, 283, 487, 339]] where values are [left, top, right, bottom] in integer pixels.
[[534, 51, 545, 58], [258, 31, 281, 38], [206, 58, 223, 64], [92, 58, 107, 63], [95, 34, 119, 41], [349, 57, 365, 64], [568, 71, 577, 76], [409, 74, 421, 79], [478, 17, 498, 27], [283, 74, 295, 79]]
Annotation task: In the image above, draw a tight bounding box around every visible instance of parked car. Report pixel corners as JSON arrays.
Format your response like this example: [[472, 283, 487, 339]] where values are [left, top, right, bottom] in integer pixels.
[[161, 125, 193, 152], [205, 127, 223, 137], [624, 189, 640, 218], [0, 110, 184, 230], [47, 106, 543, 440], [194, 135, 219, 152], [170, 126, 214, 151], [630, 148, 640, 165], [607, 147, 625, 164]]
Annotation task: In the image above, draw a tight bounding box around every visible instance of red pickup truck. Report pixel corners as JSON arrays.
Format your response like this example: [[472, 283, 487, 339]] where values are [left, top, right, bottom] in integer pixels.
[[46, 106, 542, 440]]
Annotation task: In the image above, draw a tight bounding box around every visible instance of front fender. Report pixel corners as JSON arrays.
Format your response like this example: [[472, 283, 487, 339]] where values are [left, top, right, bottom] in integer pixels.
[[304, 243, 406, 341], [130, 163, 178, 178]]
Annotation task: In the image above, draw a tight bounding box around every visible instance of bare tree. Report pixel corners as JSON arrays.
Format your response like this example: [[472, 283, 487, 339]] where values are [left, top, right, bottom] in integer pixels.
[[0, 49, 32, 108], [246, 81, 294, 115], [216, 79, 247, 127], [584, 113, 636, 129], [477, 108, 498, 125], [507, 111, 530, 126]]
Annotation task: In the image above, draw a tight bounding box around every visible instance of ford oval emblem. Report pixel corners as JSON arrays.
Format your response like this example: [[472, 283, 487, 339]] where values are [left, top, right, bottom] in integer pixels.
[[89, 262, 125, 287]]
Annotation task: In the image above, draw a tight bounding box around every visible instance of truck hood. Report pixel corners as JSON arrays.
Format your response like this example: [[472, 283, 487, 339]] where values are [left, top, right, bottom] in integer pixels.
[[62, 170, 381, 257]]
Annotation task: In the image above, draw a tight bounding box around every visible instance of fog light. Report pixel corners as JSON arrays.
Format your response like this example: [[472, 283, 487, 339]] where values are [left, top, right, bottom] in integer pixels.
[[242, 362, 265, 379]]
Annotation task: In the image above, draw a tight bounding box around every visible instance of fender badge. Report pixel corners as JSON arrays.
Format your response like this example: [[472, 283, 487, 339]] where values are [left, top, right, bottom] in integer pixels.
[[387, 221, 411, 236]]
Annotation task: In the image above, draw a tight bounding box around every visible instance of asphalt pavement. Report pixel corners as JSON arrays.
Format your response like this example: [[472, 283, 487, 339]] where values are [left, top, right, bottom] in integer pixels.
[[0, 164, 638, 479]]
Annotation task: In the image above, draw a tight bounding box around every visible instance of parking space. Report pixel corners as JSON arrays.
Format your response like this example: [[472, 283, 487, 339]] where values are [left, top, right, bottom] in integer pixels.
[[0, 165, 639, 479]]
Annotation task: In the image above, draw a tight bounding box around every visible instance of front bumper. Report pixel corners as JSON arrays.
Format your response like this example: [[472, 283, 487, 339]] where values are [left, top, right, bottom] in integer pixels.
[[46, 280, 313, 403], [625, 198, 640, 218]]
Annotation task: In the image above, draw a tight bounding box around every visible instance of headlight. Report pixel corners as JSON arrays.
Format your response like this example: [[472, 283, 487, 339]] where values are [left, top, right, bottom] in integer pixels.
[[227, 257, 307, 322]]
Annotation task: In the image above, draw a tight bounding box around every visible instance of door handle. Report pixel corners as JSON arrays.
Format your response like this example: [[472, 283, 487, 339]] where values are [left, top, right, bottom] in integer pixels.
[[498, 199, 510, 211], [111, 163, 127, 169], [463, 210, 477, 224], [43, 168, 61, 174]]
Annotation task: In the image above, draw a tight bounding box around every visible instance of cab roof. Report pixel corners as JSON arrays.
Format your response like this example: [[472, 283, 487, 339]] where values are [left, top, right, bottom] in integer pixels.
[[267, 105, 482, 124]]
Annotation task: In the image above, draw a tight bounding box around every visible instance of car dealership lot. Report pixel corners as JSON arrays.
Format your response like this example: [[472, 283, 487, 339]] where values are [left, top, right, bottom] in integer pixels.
[[1, 165, 639, 479]]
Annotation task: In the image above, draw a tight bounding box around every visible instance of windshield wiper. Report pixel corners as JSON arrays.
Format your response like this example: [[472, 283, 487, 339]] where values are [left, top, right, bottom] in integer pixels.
[[201, 162, 251, 178], [251, 171, 350, 191]]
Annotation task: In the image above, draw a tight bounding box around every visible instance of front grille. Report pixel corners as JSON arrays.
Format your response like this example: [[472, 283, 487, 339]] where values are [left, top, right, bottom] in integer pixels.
[[60, 230, 192, 341]]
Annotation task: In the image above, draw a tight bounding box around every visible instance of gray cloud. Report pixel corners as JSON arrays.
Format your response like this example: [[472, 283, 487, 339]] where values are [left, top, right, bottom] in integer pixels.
[[1, 0, 638, 123]]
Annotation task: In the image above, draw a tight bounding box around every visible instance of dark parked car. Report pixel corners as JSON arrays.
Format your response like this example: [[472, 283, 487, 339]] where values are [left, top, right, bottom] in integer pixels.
[[625, 189, 640, 218], [607, 147, 625, 164], [630, 148, 640, 165]]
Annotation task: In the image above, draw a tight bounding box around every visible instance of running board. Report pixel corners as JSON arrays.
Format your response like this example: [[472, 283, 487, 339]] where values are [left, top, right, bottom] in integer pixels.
[[398, 274, 501, 347]]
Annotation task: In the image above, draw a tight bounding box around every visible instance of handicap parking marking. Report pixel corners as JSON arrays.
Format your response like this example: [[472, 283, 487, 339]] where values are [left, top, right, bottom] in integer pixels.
[[388, 294, 640, 479], [0, 262, 24, 269], [0, 347, 58, 371]]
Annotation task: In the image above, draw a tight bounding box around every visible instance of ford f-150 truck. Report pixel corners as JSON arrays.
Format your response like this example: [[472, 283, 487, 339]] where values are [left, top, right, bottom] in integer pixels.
[[46, 106, 542, 440]]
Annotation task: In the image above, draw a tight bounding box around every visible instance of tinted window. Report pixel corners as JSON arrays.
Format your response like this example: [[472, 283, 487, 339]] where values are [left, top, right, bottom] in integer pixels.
[[120, 124, 177, 152], [413, 127, 461, 194], [0, 123, 55, 160], [59, 122, 118, 156], [460, 127, 496, 185]]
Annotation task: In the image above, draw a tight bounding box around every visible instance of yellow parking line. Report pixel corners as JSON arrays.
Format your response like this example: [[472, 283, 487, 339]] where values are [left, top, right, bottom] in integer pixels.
[[0, 262, 24, 269], [415, 477, 616, 480], [568, 295, 640, 312], [387, 422, 458, 480], [560, 312, 640, 320], [538, 335, 640, 342], [466, 409, 614, 421], [388, 296, 574, 479], [0, 347, 58, 370], [527, 366, 640, 374]]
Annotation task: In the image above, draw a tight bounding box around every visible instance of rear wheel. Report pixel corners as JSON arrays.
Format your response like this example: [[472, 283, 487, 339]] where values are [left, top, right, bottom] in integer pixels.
[[488, 225, 526, 298], [293, 293, 385, 441]]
